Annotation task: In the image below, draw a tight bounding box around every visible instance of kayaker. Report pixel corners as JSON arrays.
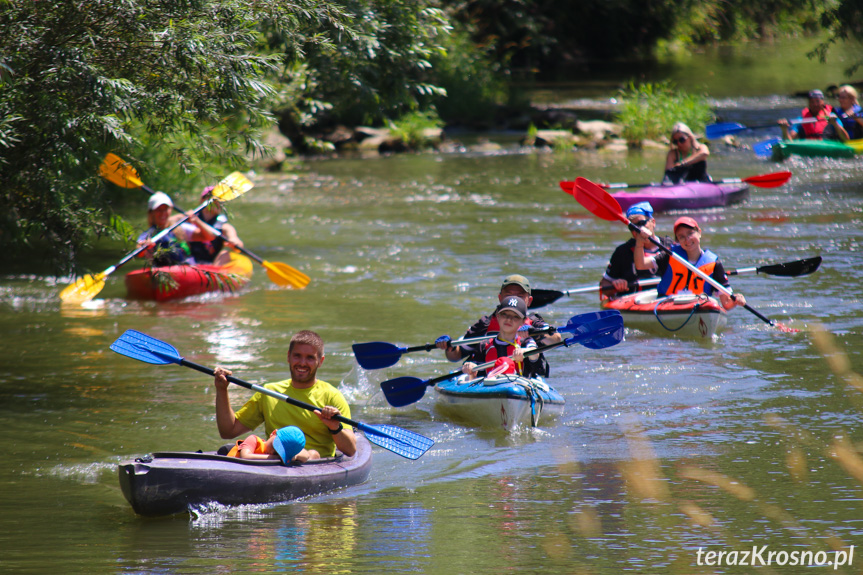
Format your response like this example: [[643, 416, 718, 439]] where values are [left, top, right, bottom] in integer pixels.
[[226, 425, 319, 463], [663, 122, 711, 184], [778, 89, 834, 140], [136, 191, 214, 266], [825, 85, 863, 142], [435, 274, 562, 376], [188, 185, 245, 266], [634, 216, 747, 311], [599, 201, 670, 299], [461, 295, 542, 379], [213, 330, 357, 458]]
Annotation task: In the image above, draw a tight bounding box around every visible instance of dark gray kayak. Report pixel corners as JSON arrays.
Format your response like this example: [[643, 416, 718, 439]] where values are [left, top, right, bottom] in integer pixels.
[[118, 434, 373, 516]]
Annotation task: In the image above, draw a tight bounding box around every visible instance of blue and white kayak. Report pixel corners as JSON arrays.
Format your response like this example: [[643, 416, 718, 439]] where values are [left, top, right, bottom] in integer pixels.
[[433, 374, 565, 430]]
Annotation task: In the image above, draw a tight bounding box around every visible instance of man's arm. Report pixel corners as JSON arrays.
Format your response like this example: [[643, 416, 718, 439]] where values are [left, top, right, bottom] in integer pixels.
[[214, 367, 253, 439], [316, 405, 357, 457]]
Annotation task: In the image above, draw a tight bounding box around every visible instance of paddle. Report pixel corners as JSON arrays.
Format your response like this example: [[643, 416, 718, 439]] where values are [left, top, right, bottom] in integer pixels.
[[59, 171, 252, 304], [110, 329, 434, 460], [529, 256, 823, 309], [353, 311, 613, 370], [379, 311, 625, 408], [754, 138, 782, 158], [100, 153, 310, 289], [572, 177, 800, 333], [559, 171, 791, 193], [705, 118, 816, 139]]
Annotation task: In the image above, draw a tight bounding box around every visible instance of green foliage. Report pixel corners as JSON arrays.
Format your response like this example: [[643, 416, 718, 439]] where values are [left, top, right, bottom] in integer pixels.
[[814, 0, 863, 75], [615, 82, 714, 145], [0, 0, 348, 272], [388, 110, 444, 150]]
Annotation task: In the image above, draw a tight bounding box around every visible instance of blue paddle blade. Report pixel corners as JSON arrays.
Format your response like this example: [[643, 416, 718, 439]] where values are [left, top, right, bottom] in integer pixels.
[[380, 376, 429, 408], [566, 313, 625, 350], [110, 329, 184, 365], [557, 310, 621, 334], [352, 341, 407, 370], [754, 138, 781, 158], [705, 122, 746, 139], [355, 422, 434, 460]]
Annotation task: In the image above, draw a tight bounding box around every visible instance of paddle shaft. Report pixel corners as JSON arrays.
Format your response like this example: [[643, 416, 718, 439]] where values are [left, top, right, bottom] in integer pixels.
[[405, 326, 554, 354], [177, 356, 364, 430]]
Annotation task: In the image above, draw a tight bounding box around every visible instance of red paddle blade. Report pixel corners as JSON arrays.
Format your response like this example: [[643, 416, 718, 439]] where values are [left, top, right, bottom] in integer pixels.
[[573, 177, 627, 223], [559, 181, 575, 195], [743, 171, 792, 189]]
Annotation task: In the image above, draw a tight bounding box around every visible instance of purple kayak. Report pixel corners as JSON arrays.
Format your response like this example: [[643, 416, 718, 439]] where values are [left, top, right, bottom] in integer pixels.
[[608, 181, 749, 213]]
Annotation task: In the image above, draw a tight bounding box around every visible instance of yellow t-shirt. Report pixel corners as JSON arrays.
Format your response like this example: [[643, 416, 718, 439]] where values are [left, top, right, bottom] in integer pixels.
[[234, 379, 351, 457]]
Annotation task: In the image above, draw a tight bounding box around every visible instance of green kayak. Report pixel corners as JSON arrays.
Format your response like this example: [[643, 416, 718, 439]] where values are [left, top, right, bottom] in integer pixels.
[[772, 139, 858, 161]]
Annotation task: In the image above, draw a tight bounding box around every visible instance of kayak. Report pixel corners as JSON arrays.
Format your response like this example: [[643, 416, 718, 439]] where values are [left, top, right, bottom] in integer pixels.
[[771, 139, 859, 161], [434, 373, 565, 430], [125, 253, 253, 302], [600, 289, 727, 340], [118, 434, 373, 516], [609, 182, 749, 213]]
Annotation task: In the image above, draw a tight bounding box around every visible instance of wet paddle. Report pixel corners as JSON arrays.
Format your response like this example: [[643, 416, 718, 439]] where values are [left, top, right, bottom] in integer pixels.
[[705, 118, 816, 139], [529, 256, 822, 309], [100, 153, 310, 289], [753, 138, 782, 158], [380, 311, 625, 408], [353, 311, 611, 370], [110, 330, 434, 460], [59, 171, 252, 304], [572, 177, 800, 333], [559, 171, 791, 193]]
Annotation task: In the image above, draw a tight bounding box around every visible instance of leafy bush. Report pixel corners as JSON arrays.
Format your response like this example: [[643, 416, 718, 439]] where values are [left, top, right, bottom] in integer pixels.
[[388, 110, 445, 149], [615, 81, 714, 145]]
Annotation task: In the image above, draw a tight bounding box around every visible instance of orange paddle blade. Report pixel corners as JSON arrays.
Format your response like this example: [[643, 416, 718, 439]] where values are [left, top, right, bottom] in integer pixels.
[[99, 153, 144, 188]]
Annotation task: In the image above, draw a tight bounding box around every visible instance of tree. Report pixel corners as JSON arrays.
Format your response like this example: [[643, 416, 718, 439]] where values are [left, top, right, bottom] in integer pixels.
[[0, 0, 351, 271]]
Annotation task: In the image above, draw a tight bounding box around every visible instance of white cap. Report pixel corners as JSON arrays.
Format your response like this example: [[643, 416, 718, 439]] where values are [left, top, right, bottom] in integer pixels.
[[147, 191, 173, 211]]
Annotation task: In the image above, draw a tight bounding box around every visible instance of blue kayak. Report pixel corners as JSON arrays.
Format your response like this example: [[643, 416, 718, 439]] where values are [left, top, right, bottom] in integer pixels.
[[434, 374, 565, 430]]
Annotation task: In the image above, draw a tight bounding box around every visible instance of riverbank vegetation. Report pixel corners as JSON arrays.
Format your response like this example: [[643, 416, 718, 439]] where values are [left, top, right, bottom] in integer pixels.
[[1, 0, 861, 271]]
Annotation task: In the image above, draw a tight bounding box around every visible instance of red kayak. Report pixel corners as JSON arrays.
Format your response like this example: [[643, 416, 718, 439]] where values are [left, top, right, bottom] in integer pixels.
[[601, 289, 727, 340], [125, 254, 253, 302]]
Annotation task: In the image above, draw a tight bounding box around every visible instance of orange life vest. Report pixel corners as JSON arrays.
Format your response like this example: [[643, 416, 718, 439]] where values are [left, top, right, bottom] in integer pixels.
[[658, 246, 721, 296]]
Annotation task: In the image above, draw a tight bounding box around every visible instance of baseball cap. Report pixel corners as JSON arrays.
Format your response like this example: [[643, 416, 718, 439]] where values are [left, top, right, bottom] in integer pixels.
[[809, 89, 825, 99], [272, 426, 305, 464], [626, 201, 654, 220], [147, 191, 173, 211], [673, 216, 700, 233], [496, 295, 527, 318], [501, 274, 531, 294]]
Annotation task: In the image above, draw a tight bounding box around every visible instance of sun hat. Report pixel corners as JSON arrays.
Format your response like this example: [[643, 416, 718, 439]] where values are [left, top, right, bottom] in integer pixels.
[[272, 426, 306, 464], [673, 216, 700, 234], [501, 274, 531, 294], [626, 201, 654, 220], [809, 89, 825, 99], [147, 191, 173, 211], [496, 295, 527, 319]]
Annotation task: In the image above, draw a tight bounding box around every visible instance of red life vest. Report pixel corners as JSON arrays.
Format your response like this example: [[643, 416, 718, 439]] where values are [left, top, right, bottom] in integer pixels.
[[481, 335, 524, 374], [799, 105, 834, 139]]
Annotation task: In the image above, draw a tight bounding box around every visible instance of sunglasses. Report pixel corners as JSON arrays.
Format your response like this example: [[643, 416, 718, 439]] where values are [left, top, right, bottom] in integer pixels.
[[630, 219, 649, 227], [673, 136, 688, 144]]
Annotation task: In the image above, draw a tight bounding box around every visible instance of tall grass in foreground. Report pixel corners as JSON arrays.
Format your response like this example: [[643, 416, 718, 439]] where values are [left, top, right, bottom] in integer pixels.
[[615, 81, 713, 146], [547, 325, 861, 573]]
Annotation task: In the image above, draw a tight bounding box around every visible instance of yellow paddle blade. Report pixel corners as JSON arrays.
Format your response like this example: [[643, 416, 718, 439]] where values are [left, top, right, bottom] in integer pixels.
[[219, 252, 254, 277], [211, 172, 253, 201], [59, 272, 107, 303], [264, 260, 310, 289], [99, 153, 144, 189]]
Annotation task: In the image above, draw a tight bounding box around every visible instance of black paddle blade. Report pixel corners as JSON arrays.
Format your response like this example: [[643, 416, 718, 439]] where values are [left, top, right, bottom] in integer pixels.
[[566, 313, 625, 350], [355, 422, 434, 460], [110, 330, 183, 365], [380, 376, 429, 408], [352, 342, 406, 370], [760, 256, 822, 277], [529, 288, 565, 309]]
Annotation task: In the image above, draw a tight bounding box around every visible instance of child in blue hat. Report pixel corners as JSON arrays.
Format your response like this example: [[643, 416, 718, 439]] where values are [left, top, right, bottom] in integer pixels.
[[227, 425, 319, 463], [599, 201, 669, 298]]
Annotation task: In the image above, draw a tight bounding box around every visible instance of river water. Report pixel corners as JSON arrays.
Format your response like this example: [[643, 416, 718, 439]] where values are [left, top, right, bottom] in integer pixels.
[[2, 40, 863, 574]]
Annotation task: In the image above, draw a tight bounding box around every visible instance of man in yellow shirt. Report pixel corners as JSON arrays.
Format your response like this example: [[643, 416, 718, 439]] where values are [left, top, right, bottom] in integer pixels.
[[213, 330, 357, 457]]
